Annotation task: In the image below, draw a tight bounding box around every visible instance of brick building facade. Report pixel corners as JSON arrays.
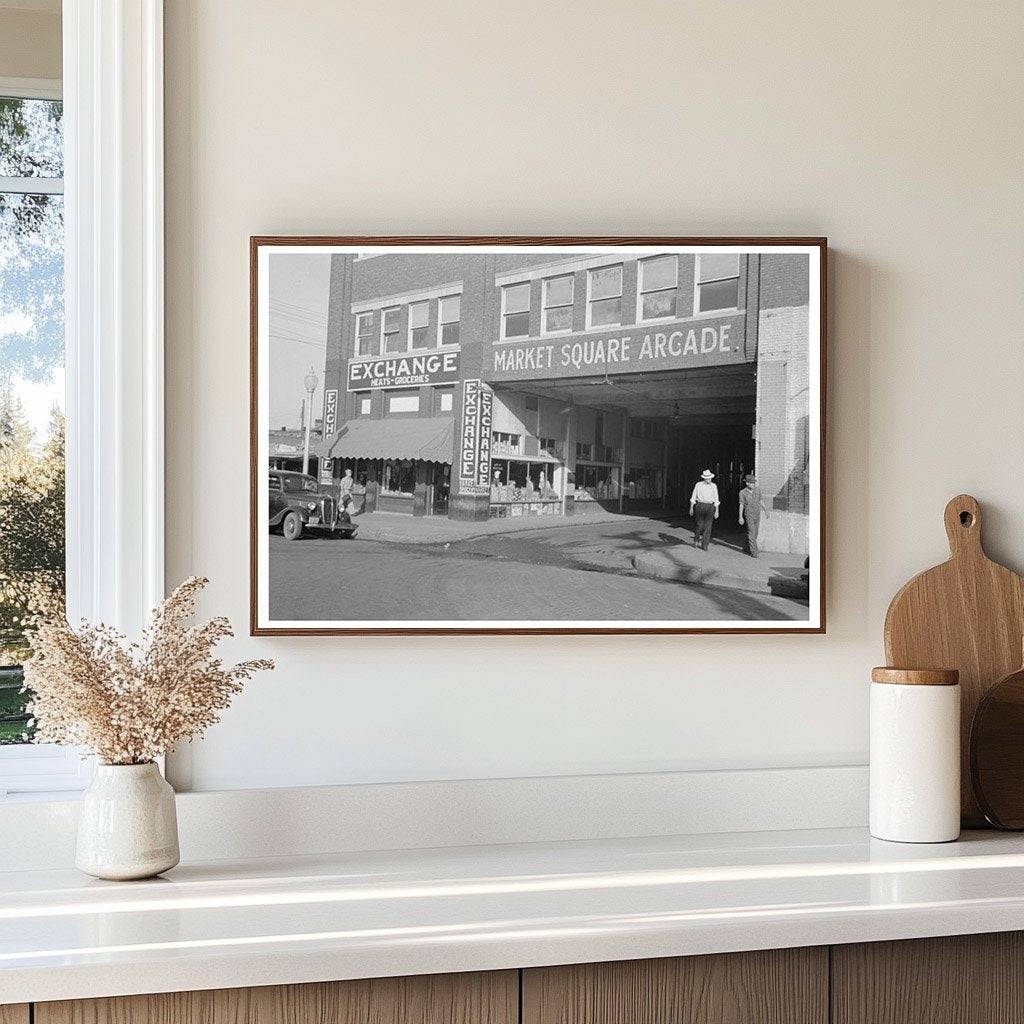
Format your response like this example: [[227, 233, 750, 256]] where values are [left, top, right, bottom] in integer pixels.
[[317, 248, 813, 554]]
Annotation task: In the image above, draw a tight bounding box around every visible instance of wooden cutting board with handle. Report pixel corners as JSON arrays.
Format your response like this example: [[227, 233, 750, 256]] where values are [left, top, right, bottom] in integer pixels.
[[884, 494, 1024, 826]]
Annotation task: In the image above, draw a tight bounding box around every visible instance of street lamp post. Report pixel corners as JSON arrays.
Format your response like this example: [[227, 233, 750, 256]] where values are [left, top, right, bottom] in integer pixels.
[[302, 366, 318, 477]]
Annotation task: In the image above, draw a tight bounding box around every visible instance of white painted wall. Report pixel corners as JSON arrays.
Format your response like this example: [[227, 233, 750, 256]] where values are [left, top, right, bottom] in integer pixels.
[[164, 0, 1024, 792]]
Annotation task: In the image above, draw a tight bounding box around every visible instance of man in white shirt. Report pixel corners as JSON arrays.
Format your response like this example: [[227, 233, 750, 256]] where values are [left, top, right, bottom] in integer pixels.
[[339, 467, 354, 502], [689, 469, 720, 550]]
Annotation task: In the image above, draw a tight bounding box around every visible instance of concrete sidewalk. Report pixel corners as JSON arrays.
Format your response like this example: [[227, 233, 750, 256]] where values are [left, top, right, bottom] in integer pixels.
[[349, 508, 650, 544], [632, 537, 807, 596]]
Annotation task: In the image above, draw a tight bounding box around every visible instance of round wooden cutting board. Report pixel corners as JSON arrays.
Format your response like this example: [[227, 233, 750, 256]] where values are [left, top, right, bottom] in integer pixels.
[[884, 495, 1024, 826]]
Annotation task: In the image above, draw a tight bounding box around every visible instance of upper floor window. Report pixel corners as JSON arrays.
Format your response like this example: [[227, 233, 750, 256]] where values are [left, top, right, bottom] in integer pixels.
[[491, 431, 521, 455], [542, 275, 574, 334], [587, 265, 622, 328], [638, 255, 677, 321], [381, 306, 403, 353], [501, 282, 531, 339], [355, 311, 375, 356], [696, 254, 740, 312], [409, 300, 430, 349], [438, 294, 460, 346]]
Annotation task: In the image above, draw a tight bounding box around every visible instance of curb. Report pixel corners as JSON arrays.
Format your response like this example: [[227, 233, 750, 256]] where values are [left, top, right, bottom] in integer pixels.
[[354, 514, 650, 547]]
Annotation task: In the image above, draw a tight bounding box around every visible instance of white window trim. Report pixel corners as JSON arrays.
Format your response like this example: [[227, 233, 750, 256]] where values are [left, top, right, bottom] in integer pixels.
[[541, 275, 574, 336], [585, 264, 624, 330], [693, 253, 741, 316], [0, 76, 62, 101], [0, 2, 166, 799], [500, 282, 531, 341], [636, 254, 679, 324]]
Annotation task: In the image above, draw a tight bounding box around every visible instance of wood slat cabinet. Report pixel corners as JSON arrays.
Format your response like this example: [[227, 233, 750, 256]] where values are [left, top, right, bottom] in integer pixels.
[[832, 932, 1024, 1024], [34, 971, 517, 1024], [16, 932, 1024, 1024], [522, 948, 828, 1024]]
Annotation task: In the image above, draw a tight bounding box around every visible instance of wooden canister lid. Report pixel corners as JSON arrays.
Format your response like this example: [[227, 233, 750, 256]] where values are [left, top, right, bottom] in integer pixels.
[[871, 667, 960, 686]]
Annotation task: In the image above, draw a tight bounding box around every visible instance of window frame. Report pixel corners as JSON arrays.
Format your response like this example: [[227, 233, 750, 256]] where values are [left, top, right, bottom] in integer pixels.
[[380, 305, 402, 353], [0, 0, 166, 798], [637, 254, 679, 323], [541, 274, 574, 336], [500, 281, 532, 340], [437, 294, 460, 347], [354, 310, 375, 357], [408, 299, 430, 350], [585, 264, 624, 330], [0, 77, 86, 795], [693, 253, 742, 315]]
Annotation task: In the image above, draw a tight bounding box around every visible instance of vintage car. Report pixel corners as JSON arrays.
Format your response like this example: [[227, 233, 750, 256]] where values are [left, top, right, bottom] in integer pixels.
[[268, 470, 356, 540]]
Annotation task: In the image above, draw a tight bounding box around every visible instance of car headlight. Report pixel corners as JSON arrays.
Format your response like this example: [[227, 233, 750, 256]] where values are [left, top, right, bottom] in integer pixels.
[[306, 502, 317, 511]]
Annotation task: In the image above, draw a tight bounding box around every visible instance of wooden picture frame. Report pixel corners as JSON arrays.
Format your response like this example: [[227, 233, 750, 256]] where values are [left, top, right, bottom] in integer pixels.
[[251, 237, 826, 635]]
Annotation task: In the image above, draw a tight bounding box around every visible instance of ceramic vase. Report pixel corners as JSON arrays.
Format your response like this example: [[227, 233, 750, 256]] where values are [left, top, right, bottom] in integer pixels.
[[76, 762, 180, 880]]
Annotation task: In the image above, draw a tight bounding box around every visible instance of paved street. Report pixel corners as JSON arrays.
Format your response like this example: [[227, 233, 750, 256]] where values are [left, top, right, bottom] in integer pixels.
[[268, 519, 808, 622]]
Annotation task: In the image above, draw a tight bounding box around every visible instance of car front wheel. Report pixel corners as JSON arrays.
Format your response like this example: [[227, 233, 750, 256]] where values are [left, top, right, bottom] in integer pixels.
[[282, 511, 303, 541]]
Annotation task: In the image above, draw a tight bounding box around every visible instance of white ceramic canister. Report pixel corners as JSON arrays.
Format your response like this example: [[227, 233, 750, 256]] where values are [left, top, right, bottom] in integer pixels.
[[76, 762, 180, 880], [869, 667, 961, 843]]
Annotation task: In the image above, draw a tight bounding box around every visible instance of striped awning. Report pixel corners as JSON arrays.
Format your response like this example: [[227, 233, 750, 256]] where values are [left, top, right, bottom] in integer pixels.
[[320, 416, 454, 464]]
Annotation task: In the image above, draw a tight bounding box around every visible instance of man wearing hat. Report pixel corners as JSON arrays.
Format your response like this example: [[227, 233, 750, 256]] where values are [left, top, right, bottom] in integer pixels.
[[738, 472, 768, 557], [688, 469, 720, 550]]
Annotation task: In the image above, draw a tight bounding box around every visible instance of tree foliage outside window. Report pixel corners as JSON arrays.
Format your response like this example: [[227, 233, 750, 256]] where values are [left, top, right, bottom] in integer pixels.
[[0, 95, 65, 745]]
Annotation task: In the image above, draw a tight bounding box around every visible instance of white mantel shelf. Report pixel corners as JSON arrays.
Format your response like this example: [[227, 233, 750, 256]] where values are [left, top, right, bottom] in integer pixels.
[[5, 827, 1024, 1004]]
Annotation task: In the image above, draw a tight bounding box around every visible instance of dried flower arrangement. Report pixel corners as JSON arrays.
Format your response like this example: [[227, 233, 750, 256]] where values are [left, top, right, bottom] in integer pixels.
[[22, 576, 273, 765]]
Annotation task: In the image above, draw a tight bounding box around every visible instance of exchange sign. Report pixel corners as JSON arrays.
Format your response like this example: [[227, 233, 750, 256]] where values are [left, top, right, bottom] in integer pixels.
[[347, 350, 460, 391], [459, 379, 493, 493]]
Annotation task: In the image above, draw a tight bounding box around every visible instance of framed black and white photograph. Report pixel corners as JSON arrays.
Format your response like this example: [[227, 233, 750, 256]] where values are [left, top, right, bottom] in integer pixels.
[[250, 237, 826, 635]]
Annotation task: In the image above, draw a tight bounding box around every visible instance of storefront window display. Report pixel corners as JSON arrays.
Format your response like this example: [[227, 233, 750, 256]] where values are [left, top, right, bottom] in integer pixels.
[[625, 465, 664, 501], [574, 464, 621, 502], [490, 458, 560, 515], [383, 459, 416, 495]]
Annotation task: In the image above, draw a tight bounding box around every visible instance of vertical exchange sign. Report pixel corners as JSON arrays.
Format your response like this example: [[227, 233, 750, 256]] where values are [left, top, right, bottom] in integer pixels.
[[459, 379, 493, 492], [320, 388, 339, 481]]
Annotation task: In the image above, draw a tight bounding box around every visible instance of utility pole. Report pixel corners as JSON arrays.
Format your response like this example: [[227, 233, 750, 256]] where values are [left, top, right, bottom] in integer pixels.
[[302, 366, 318, 476]]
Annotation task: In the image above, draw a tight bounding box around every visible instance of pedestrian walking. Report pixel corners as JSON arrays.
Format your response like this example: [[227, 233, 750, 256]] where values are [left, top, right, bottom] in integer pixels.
[[689, 469, 720, 550], [738, 473, 768, 557], [339, 467, 354, 502]]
